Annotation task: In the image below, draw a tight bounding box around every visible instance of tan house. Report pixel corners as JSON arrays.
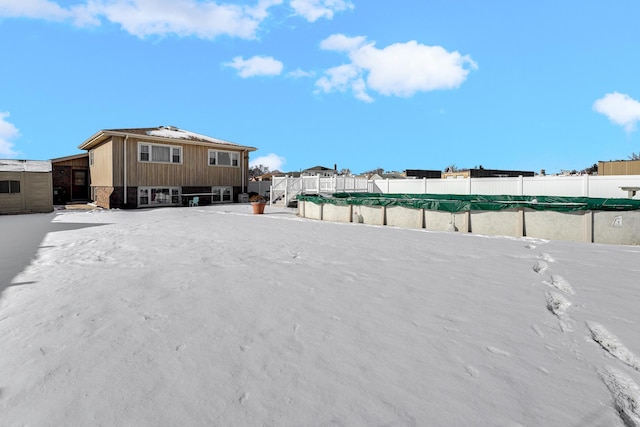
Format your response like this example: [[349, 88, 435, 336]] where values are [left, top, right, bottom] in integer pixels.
[[51, 153, 90, 204], [0, 159, 53, 214], [598, 159, 640, 175], [78, 126, 257, 209]]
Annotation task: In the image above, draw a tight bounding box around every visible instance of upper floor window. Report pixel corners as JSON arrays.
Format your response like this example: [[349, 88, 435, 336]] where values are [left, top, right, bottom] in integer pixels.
[[89, 150, 94, 166], [139, 142, 182, 164], [208, 150, 239, 167]]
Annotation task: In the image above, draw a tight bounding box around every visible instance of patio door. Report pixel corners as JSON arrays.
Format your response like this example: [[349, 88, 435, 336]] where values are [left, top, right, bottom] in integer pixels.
[[72, 169, 89, 200]]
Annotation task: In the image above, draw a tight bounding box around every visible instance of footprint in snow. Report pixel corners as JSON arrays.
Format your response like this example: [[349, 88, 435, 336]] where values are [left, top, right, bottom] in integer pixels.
[[599, 366, 640, 426], [587, 322, 640, 372], [540, 253, 555, 262], [545, 291, 574, 332], [543, 275, 575, 295], [533, 261, 549, 274]]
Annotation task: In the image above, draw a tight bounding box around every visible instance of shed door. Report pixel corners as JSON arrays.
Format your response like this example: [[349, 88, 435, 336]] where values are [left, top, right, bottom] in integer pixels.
[[72, 169, 88, 200]]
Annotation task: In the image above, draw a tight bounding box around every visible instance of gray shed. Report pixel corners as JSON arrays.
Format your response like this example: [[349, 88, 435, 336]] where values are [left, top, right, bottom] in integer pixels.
[[0, 160, 53, 214]]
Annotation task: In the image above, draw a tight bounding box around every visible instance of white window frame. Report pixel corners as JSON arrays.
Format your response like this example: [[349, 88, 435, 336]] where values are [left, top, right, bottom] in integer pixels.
[[210, 186, 233, 203], [138, 186, 181, 206], [89, 150, 94, 166], [208, 150, 239, 167], [139, 142, 183, 164]]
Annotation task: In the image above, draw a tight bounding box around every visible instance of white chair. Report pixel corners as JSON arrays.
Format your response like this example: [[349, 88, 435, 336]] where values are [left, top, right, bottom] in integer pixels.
[[189, 196, 199, 207]]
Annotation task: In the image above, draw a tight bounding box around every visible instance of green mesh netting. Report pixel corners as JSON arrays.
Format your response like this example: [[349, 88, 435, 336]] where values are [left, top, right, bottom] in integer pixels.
[[296, 193, 640, 213]]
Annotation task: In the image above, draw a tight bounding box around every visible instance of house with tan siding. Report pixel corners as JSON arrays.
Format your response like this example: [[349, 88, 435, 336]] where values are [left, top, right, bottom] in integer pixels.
[[78, 126, 257, 209], [598, 159, 640, 175]]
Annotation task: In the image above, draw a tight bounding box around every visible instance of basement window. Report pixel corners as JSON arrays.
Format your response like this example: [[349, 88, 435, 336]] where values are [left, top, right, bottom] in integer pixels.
[[138, 187, 180, 206]]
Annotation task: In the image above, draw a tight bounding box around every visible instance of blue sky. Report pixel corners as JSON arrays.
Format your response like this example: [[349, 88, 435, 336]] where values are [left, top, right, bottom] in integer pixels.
[[1, 0, 639, 174]]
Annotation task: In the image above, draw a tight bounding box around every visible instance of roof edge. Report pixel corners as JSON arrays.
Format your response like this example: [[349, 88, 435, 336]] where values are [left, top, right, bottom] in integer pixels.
[[78, 129, 257, 152]]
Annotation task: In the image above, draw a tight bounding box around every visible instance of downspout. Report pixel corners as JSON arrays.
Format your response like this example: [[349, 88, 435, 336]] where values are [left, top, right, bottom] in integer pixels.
[[123, 135, 128, 206], [242, 150, 247, 194]]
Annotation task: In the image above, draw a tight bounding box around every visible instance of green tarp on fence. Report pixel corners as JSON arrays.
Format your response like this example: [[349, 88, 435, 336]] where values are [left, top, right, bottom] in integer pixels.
[[296, 193, 640, 213]]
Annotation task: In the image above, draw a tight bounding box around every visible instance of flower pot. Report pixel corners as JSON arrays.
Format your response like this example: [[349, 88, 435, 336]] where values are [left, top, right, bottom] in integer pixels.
[[251, 202, 266, 214]]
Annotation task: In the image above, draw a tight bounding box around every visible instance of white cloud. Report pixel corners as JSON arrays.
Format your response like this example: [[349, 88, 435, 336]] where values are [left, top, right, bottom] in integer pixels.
[[316, 34, 478, 102], [0, 0, 71, 21], [319, 33, 365, 52], [0, 0, 283, 40], [593, 92, 640, 133], [250, 153, 286, 171], [225, 55, 284, 78], [290, 0, 353, 22], [287, 68, 315, 78], [315, 64, 372, 102], [91, 0, 283, 39], [0, 112, 21, 158]]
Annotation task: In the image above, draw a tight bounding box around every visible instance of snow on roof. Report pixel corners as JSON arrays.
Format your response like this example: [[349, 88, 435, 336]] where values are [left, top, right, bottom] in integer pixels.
[[0, 159, 52, 172], [146, 126, 238, 146]]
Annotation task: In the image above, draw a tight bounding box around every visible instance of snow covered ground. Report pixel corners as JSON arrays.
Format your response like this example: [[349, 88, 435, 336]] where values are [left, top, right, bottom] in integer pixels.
[[1, 204, 639, 426]]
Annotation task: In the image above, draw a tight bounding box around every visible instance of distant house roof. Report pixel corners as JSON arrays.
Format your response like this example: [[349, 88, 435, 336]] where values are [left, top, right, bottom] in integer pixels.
[[0, 159, 52, 172], [78, 126, 257, 151], [302, 165, 334, 172]]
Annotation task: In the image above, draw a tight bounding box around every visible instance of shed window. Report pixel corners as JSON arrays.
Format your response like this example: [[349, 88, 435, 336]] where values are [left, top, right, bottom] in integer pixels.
[[208, 150, 239, 167], [0, 180, 20, 194], [139, 142, 182, 164]]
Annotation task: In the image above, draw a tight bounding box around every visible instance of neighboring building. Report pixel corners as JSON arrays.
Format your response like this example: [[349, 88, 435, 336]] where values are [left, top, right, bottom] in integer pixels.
[[404, 169, 442, 179], [301, 165, 337, 177], [78, 126, 257, 209], [51, 153, 90, 204], [0, 159, 53, 214], [598, 159, 640, 176], [369, 172, 406, 180], [442, 168, 535, 179]]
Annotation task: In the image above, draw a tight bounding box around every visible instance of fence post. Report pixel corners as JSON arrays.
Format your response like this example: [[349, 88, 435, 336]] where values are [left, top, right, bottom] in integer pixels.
[[284, 181, 287, 206], [386, 179, 390, 194], [424, 178, 428, 194], [584, 174, 589, 197], [317, 175, 321, 194], [518, 175, 524, 196], [467, 177, 472, 194]]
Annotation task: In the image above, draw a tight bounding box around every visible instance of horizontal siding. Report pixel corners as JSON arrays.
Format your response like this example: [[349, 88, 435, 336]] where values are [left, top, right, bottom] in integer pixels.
[[123, 137, 246, 187]]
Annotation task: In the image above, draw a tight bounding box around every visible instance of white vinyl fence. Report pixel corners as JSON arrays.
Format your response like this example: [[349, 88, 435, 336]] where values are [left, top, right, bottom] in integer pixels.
[[265, 175, 640, 205], [371, 175, 640, 199]]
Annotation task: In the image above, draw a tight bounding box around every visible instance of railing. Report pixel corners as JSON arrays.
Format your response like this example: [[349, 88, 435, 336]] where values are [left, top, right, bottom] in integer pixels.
[[270, 176, 370, 205]]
